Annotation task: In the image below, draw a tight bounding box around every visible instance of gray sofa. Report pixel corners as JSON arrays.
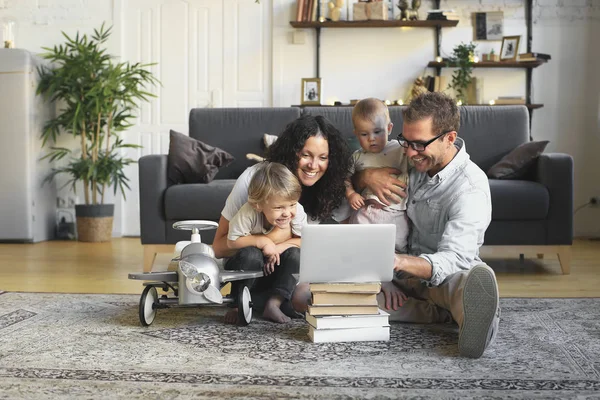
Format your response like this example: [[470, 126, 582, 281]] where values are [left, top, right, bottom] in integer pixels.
[[139, 106, 573, 273]]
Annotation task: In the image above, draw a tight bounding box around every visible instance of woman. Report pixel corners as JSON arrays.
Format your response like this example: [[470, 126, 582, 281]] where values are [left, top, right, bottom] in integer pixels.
[[213, 114, 352, 323]]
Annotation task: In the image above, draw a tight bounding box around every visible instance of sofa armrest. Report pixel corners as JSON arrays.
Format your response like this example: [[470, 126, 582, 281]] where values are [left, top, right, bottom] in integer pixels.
[[139, 155, 169, 244], [535, 153, 574, 245]]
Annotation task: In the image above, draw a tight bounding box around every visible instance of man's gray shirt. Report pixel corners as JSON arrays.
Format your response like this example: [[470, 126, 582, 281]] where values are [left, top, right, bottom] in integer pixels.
[[406, 138, 492, 287]]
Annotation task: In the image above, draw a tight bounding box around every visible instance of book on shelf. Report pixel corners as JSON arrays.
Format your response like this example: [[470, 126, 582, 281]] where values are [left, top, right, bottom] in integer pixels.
[[494, 97, 526, 105], [296, 0, 304, 22], [519, 52, 551, 60], [307, 304, 380, 316], [306, 309, 389, 330], [309, 282, 381, 294], [426, 9, 459, 21], [518, 57, 538, 62], [311, 291, 378, 306], [308, 324, 390, 343]]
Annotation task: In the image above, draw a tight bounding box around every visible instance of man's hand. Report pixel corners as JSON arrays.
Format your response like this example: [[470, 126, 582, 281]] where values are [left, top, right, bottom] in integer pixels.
[[393, 254, 434, 280], [348, 192, 365, 210], [358, 168, 407, 206], [380, 281, 408, 311], [394, 254, 408, 272]]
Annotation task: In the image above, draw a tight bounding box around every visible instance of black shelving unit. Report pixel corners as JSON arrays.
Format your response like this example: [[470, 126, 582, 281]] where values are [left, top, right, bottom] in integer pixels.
[[289, 0, 457, 78]]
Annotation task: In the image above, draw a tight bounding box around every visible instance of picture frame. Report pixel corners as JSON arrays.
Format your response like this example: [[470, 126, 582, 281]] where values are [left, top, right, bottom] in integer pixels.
[[499, 35, 520, 61], [301, 78, 322, 105], [473, 12, 504, 41]]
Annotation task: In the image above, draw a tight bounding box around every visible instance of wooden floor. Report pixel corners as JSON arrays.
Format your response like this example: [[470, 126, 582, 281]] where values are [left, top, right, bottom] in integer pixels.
[[0, 238, 598, 297]]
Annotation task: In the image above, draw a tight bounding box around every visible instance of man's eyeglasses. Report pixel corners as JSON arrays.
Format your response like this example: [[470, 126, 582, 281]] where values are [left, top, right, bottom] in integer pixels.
[[396, 130, 452, 152]]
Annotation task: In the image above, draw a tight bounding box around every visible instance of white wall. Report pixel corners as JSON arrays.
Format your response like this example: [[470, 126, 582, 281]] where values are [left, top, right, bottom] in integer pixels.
[[0, 0, 122, 234], [1, 0, 599, 237], [531, 1, 600, 237]]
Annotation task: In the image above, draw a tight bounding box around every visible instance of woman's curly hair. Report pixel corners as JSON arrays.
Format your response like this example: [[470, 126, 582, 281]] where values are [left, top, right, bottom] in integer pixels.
[[266, 114, 351, 222]]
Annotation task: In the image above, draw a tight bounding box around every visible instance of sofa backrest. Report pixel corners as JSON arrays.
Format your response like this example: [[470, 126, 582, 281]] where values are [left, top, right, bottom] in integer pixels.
[[458, 106, 529, 171], [189, 107, 302, 179], [302, 105, 530, 172]]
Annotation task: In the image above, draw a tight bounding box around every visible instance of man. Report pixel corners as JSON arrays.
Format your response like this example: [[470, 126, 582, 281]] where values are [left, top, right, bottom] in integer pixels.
[[355, 92, 499, 359]]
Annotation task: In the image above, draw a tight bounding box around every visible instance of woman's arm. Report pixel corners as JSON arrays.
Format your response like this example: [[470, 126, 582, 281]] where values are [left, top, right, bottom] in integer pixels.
[[213, 216, 235, 258], [352, 167, 407, 206]]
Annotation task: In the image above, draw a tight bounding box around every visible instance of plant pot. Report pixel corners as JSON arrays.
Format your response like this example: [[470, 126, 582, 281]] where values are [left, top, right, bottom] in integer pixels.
[[75, 204, 114, 242]]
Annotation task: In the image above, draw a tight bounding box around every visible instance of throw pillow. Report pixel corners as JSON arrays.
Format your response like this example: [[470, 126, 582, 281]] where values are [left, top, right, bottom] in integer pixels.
[[167, 130, 234, 185], [263, 133, 278, 148], [487, 140, 549, 180]]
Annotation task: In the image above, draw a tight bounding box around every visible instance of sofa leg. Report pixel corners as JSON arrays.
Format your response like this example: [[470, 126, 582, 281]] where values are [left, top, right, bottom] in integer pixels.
[[537, 253, 544, 259], [557, 246, 571, 275], [143, 244, 174, 272]]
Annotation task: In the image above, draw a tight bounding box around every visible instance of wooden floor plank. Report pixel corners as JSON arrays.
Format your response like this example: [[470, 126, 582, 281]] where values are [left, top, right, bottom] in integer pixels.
[[0, 238, 598, 297]]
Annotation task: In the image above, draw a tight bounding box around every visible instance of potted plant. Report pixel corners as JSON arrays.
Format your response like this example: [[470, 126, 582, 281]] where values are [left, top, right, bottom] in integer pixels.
[[36, 24, 158, 242], [447, 42, 477, 104]]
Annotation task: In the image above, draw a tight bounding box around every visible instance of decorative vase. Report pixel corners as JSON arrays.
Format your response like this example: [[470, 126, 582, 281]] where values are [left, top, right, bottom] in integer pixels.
[[75, 204, 114, 242]]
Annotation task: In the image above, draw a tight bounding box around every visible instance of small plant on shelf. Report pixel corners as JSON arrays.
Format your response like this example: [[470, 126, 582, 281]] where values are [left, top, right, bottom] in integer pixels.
[[447, 42, 477, 104]]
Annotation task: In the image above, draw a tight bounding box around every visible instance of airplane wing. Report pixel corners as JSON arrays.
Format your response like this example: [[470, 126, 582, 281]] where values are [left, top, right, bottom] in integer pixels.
[[220, 271, 264, 283]]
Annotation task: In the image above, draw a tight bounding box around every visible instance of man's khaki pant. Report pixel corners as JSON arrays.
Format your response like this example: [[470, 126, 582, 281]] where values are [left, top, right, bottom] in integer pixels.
[[377, 270, 472, 328]]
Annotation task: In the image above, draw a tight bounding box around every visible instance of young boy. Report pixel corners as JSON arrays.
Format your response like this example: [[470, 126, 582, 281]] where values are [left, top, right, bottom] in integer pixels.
[[345, 98, 410, 253], [226, 162, 307, 323]]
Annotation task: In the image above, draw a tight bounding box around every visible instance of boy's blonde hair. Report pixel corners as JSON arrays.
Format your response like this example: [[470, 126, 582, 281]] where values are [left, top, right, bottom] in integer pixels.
[[352, 98, 391, 125], [248, 162, 302, 206]]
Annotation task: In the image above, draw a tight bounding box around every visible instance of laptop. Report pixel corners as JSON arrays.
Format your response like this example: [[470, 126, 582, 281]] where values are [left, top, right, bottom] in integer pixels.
[[298, 224, 396, 283]]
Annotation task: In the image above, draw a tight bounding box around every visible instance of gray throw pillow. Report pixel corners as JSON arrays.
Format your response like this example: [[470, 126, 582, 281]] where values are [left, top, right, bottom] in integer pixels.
[[167, 130, 234, 185], [487, 140, 549, 179]]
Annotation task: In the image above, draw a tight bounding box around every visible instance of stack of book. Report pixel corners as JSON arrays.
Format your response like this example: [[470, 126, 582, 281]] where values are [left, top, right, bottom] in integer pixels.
[[493, 96, 526, 105], [306, 282, 390, 343], [518, 52, 551, 62], [427, 9, 459, 21]]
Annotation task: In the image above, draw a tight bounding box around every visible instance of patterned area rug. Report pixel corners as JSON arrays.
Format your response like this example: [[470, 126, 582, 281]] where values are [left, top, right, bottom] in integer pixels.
[[0, 292, 599, 399]]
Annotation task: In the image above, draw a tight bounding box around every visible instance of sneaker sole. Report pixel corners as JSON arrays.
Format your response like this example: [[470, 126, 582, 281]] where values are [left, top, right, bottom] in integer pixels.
[[458, 265, 499, 358]]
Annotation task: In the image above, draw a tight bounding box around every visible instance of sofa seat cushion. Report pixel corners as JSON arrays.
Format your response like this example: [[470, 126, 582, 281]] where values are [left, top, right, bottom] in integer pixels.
[[489, 179, 549, 220], [164, 180, 236, 221]]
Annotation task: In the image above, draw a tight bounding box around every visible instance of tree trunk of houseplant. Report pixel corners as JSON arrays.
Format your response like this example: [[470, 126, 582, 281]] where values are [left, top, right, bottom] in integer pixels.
[[75, 204, 114, 242]]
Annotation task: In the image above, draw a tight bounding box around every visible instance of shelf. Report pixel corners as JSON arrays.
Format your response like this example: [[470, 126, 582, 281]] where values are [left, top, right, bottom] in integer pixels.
[[428, 60, 547, 69], [290, 20, 459, 28]]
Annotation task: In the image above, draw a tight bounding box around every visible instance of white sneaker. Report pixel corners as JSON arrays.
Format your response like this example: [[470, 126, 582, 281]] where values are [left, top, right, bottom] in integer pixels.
[[458, 264, 500, 358]]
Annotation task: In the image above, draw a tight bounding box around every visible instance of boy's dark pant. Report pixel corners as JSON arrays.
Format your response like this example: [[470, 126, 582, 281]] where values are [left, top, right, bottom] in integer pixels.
[[224, 246, 300, 308]]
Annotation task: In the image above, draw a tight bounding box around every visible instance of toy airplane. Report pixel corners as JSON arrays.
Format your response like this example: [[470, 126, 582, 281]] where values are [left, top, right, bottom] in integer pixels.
[[128, 220, 263, 327]]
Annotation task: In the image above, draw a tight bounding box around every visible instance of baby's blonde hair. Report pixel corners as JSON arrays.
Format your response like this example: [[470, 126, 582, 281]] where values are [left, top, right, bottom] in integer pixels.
[[248, 162, 302, 206], [352, 97, 391, 125]]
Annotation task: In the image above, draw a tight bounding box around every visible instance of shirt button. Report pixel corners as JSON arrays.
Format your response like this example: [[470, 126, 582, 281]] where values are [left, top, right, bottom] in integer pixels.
[[412, 200, 416, 204]]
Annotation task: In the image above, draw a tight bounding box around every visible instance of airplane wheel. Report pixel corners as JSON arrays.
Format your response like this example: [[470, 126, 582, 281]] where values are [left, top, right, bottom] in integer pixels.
[[139, 286, 158, 327], [237, 284, 252, 326]]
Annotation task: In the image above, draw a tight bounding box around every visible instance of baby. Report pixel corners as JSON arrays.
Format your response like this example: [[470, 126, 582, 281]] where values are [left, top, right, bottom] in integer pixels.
[[345, 98, 410, 253], [226, 162, 306, 323]]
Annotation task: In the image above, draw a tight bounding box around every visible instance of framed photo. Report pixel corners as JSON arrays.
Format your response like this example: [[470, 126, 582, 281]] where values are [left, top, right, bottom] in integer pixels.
[[301, 78, 321, 105], [500, 35, 520, 61], [473, 12, 503, 41]]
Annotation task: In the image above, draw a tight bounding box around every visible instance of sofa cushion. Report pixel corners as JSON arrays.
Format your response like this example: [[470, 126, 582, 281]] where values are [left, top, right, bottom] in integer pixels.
[[489, 179, 549, 220], [457, 106, 530, 171], [487, 140, 549, 179], [167, 130, 234, 185], [164, 180, 236, 221], [189, 108, 301, 180]]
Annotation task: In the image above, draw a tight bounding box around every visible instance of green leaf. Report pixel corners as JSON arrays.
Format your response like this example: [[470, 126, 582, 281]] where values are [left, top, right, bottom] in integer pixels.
[[36, 22, 159, 202]]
